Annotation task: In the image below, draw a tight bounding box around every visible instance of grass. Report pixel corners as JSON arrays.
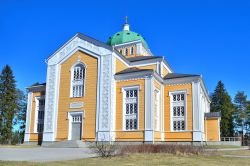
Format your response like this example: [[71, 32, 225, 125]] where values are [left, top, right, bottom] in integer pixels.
[[215, 150, 250, 156], [204, 145, 243, 149], [0, 152, 250, 166]]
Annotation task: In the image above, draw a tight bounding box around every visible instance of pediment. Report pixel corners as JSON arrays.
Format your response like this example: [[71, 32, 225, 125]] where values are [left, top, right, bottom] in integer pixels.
[[47, 33, 113, 65]]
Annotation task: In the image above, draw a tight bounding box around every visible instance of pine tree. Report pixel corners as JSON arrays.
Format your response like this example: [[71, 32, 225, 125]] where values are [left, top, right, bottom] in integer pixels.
[[0, 65, 18, 144], [14, 89, 27, 143], [234, 91, 250, 144], [210, 81, 234, 137]]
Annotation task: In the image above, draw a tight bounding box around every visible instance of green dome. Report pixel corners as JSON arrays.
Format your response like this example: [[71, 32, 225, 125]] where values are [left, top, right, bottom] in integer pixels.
[[107, 29, 148, 48]]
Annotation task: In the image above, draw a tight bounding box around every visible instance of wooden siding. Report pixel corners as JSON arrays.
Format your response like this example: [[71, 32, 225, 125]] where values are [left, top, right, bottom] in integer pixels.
[[29, 91, 44, 142], [206, 118, 220, 141], [116, 79, 145, 141], [116, 57, 128, 73], [164, 84, 193, 141], [56, 50, 98, 141]]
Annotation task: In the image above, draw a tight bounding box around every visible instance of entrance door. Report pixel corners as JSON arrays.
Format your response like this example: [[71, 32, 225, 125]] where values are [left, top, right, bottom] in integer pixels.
[[71, 115, 82, 140]]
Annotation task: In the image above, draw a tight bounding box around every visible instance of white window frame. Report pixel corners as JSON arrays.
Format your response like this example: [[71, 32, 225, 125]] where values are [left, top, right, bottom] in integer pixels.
[[169, 90, 187, 132], [154, 89, 160, 131], [34, 96, 45, 133], [70, 62, 86, 98], [122, 86, 140, 131]]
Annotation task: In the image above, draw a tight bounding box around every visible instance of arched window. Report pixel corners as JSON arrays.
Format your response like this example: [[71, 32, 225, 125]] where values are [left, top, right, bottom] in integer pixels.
[[125, 48, 128, 56], [130, 47, 134, 55], [71, 63, 85, 97]]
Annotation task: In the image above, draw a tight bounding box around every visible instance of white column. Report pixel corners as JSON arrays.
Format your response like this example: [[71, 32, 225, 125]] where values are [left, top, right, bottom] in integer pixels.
[[97, 54, 113, 142], [24, 92, 33, 142], [43, 64, 60, 142], [192, 80, 203, 141], [144, 76, 154, 142]]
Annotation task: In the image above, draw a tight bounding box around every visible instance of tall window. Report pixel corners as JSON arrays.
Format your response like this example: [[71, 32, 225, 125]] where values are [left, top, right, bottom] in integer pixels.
[[130, 47, 134, 55], [35, 98, 45, 133], [154, 89, 160, 131], [72, 64, 85, 97], [171, 92, 186, 131], [125, 48, 128, 56], [123, 87, 139, 130]]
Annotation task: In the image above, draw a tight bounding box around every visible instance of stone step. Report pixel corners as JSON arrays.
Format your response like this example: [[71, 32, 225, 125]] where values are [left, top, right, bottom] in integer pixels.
[[43, 140, 87, 148]]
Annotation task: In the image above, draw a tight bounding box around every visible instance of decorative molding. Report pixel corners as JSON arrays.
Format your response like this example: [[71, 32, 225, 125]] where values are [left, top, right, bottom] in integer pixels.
[[69, 102, 84, 109], [99, 54, 111, 130], [44, 65, 56, 132], [48, 36, 110, 66]]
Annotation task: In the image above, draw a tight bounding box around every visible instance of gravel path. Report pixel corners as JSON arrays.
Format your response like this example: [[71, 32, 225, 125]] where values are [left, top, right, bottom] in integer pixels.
[[0, 147, 97, 162]]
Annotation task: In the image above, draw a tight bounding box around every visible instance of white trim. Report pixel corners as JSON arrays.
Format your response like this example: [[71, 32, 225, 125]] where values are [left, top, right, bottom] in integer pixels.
[[24, 92, 33, 142], [162, 61, 172, 73], [161, 84, 164, 141], [218, 119, 221, 141], [153, 88, 160, 131], [70, 61, 87, 98], [68, 111, 84, 140], [114, 54, 129, 67], [169, 90, 187, 132], [33, 96, 45, 133], [130, 62, 157, 68], [122, 86, 140, 131]]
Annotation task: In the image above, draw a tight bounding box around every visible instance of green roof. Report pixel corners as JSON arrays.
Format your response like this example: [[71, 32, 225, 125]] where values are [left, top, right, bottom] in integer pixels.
[[107, 30, 149, 48]]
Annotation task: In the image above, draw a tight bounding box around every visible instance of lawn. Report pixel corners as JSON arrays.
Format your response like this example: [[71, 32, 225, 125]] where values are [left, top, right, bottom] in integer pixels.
[[215, 150, 250, 156], [1, 152, 250, 166], [204, 145, 243, 149]]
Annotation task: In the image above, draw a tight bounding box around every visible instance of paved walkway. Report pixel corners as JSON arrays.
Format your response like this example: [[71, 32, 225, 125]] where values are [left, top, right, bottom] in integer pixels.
[[0, 147, 97, 162]]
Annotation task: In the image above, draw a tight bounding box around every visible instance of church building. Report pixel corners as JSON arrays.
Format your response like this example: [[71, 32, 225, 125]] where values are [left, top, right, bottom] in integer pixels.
[[24, 19, 221, 145]]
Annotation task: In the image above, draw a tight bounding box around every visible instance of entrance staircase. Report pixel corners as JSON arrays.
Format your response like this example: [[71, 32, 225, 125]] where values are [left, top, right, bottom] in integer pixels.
[[43, 140, 87, 148]]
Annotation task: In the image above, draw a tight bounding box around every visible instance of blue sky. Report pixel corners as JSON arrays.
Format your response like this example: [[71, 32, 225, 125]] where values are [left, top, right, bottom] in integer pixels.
[[0, 0, 249, 100]]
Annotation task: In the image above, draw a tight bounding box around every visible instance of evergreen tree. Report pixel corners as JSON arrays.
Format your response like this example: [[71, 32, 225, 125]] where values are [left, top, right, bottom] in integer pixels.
[[234, 91, 250, 142], [0, 65, 18, 144], [210, 81, 234, 137], [13, 89, 27, 143]]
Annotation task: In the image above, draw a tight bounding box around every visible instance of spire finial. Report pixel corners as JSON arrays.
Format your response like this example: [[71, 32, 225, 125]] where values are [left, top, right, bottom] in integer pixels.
[[123, 16, 130, 31], [125, 16, 128, 24]]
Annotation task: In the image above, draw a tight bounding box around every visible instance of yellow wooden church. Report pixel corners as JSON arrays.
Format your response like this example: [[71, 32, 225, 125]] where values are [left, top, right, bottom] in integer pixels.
[[24, 19, 220, 145]]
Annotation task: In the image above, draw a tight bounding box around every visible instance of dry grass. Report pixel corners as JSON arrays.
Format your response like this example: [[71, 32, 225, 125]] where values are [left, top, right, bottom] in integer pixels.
[[119, 144, 204, 155]]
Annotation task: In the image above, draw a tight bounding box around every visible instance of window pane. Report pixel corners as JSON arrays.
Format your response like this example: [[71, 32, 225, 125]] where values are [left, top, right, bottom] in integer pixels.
[[181, 107, 185, 116], [134, 90, 137, 97], [134, 103, 137, 113], [126, 104, 129, 114], [130, 90, 133, 97], [130, 104, 133, 114], [173, 121, 177, 130], [181, 121, 185, 130], [173, 107, 176, 116], [181, 94, 184, 100], [126, 120, 129, 130], [134, 119, 137, 129], [173, 95, 176, 101], [177, 107, 180, 116], [177, 94, 180, 101]]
